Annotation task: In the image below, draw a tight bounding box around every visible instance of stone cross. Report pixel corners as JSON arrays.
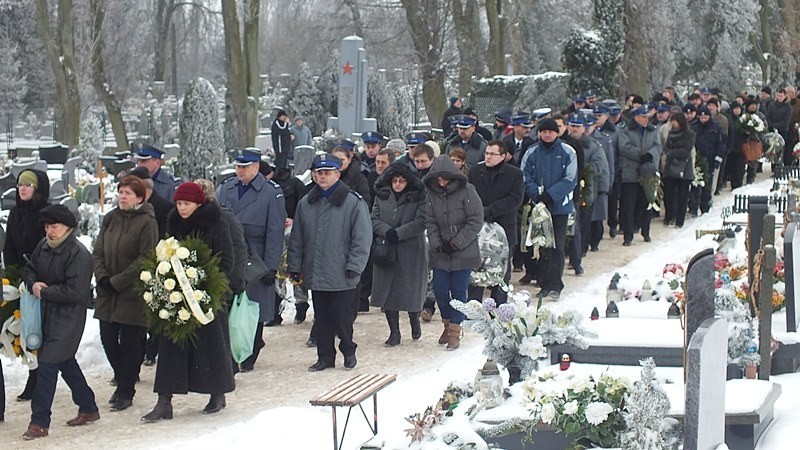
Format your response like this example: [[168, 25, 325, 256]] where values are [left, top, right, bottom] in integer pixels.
[[784, 222, 800, 332], [327, 36, 377, 139], [747, 196, 769, 284], [684, 317, 728, 450], [684, 248, 716, 381], [758, 244, 776, 380]]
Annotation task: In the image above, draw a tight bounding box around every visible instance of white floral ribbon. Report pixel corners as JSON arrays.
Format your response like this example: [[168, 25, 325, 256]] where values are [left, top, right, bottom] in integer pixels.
[[170, 255, 214, 325]]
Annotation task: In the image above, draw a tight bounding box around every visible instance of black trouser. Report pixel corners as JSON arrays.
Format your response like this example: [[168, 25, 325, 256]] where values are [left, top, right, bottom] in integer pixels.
[[358, 252, 374, 312], [144, 331, 160, 361], [589, 220, 604, 250], [662, 178, 691, 227], [579, 205, 592, 255], [99, 321, 146, 399], [727, 152, 746, 190], [539, 214, 568, 294], [607, 182, 620, 232], [689, 169, 714, 214], [468, 258, 511, 305], [422, 280, 436, 315], [567, 202, 582, 268], [620, 182, 652, 243], [240, 322, 265, 369], [0, 358, 4, 421], [312, 289, 358, 365], [31, 358, 97, 429]]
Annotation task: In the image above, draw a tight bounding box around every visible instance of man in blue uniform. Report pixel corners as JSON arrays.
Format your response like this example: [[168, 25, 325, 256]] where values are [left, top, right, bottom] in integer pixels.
[[134, 144, 181, 202]]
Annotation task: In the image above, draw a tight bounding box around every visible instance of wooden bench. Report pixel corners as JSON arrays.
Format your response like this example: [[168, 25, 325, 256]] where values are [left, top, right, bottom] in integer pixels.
[[310, 373, 397, 450]]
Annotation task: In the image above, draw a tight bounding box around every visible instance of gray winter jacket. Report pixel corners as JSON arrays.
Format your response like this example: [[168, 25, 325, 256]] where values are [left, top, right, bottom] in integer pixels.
[[616, 120, 662, 183], [423, 156, 484, 272], [288, 180, 372, 291], [291, 121, 313, 148]]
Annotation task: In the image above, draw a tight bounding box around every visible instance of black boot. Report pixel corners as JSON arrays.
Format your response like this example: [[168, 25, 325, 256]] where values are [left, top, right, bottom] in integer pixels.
[[203, 394, 226, 414], [240, 322, 265, 372], [294, 302, 309, 324], [17, 369, 37, 401], [265, 294, 283, 326], [409, 312, 421, 340], [384, 310, 401, 346], [142, 394, 173, 423]]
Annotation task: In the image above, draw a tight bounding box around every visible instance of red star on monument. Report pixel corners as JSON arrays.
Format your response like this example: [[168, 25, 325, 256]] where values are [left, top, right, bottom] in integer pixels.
[[342, 61, 353, 75]]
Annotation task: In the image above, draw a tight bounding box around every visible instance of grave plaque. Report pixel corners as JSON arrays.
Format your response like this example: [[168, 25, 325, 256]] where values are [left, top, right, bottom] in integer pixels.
[[684, 317, 728, 450]]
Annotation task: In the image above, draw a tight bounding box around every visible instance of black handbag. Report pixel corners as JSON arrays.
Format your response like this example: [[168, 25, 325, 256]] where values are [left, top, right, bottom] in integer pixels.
[[245, 247, 270, 283], [372, 236, 397, 266]]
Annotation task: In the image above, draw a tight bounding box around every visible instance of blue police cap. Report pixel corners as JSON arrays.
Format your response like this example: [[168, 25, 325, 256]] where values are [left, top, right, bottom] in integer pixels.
[[700, 87, 712, 94], [232, 147, 262, 166], [361, 131, 384, 144], [405, 132, 426, 145], [450, 115, 477, 128], [312, 153, 342, 171], [646, 102, 657, 110], [584, 115, 597, 125], [494, 108, 512, 124], [334, 139, 356, 152], [511, 114, 533, 127], [656, 103, 671, 112], [567, 113, 585, 126], [608, 105, 623, 115], [583, 90, 597, 99], [592, 104, 609, 114], [573, 95, 586, 103], [630, 106, 649, 116], [135, 143, 165, 160]]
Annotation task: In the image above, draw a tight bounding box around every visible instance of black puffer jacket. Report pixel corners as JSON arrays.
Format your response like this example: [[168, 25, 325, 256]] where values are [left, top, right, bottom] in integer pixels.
[[4, 169, 50, 267], [662, 128, 696, 181]]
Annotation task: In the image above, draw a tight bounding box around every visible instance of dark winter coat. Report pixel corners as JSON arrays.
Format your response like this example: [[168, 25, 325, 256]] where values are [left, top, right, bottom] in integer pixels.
[[662, 128, 696, 181], [617, 120, 662, 183], [216, 174, 286, 321], [728, 112, 747, 154], [272, 168, 305, 219], [522, 139, 579, 217], [151, 168, 181, 204], [441, 105, 463, 138], [692, 119, 726, 170], [93, 203, 159, 327], [370, 163, 428, 311], [147, 189, 173, 239], [154, 201, 235, 395], [220, 206, 247, 296], [271, 118, 293, 158], [467, 161, 524, 247], [340, 163, 372, 206], [503, 133, 535, 166], [423, 156, 484, 272], [23, 230, 92, 364], [288, 180, 372, 291], [766, 100, 792, 132], [445, 132, 488, 167], [578, 134, 610, 222], [3, 169, 49, 268]]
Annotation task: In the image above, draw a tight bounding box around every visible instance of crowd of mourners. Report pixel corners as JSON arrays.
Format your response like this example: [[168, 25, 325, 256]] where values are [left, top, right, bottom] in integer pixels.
[[1, 83, 798, 440]]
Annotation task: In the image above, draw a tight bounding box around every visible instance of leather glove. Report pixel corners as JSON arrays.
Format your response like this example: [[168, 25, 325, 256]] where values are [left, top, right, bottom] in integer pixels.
[[262, 270, 276, 285], [346, 270, 359, 279], [385, 228, 399, 243], [290, 272, 302, 283], [442, 241, 458, 255], [640, 153, 654, 163], [98, 277, 116, 294], [539, 191, 554, 210]]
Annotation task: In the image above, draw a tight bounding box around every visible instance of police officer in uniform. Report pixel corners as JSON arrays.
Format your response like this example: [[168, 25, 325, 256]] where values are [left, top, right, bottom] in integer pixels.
[[134, 144, 181, 202], [216, 148, 286, 372], [359, 131, 383, 176], [445, 115, 488, 167], [397, 132, 427, 173]]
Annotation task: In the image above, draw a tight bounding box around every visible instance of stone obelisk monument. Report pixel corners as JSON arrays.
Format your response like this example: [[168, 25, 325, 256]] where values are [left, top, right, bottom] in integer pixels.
[[327, 36, 377, 139]]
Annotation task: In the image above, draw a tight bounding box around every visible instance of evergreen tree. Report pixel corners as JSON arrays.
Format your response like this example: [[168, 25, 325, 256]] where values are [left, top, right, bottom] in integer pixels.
[[620, 357, 671, 450], [288, 62, 323, 136], [0, 30, 27, 118], [179, 78, 224, 181], [367, 71, 412, 138], [77, 113, 103, 166]]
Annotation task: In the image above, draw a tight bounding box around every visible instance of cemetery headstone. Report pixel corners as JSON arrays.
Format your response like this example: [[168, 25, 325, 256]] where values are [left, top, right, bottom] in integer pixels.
[[326, 36, 376, 138], [758, 244, 776, 380], [684, 248, 716, 348], [784, 222, 800, 332], [747, 197, 769, 283], [293, 145, 315, 175], [684, 317, 728, 450]]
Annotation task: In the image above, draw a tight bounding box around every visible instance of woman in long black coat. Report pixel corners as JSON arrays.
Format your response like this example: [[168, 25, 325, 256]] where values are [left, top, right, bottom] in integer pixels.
[[4, 169, 50, 402], [142, 182, 235, 422], [370, 163, 427, 346]]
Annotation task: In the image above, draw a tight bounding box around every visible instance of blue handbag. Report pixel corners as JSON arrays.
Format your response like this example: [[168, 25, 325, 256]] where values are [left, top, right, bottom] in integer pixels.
[[20, 287, 42, 350]]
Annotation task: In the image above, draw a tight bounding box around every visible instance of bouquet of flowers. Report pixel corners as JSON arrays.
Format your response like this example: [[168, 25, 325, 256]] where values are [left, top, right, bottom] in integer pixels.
[[470, 221, 509, 288], [520, 371, 630, 448], [692, 154, 708, 188], [0, 279, 36, 367], [739, 113, 767, 136], [138, 236, 230, 345], [640, 172, 662, 211], [525, 203, 556, 260], [764, 131, 785, 163], [451, 291, 596, 381]]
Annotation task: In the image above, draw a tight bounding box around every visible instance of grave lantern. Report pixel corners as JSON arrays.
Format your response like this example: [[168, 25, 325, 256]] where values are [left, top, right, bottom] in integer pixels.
[[668, 301, 682, 319], [640, 279, 653, 302], [474, 359, 503, 408], [560, 353, 572, 370], [606, 280, 621, 318]]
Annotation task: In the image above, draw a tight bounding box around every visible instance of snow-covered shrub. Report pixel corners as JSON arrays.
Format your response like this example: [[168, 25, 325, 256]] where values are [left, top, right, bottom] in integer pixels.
[[179, 78, 224, 181]]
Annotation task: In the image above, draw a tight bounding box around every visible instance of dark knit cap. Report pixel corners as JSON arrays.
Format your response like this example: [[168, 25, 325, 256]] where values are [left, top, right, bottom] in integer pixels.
[[537, 118, 560, 133], [128, 166, 151, 180], [173, 182, 207, 205], [40, 204, 78, 228]]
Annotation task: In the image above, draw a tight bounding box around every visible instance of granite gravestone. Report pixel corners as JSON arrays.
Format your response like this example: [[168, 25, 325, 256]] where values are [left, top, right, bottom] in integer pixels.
[[747, 197, 769, 284], [784, 222, 800, 332], [684, 248, 716, 376], [758, 244, 776, 380], [327, 36, 377, 138], [292, 145, 315, 174], [684, 317, 728, 450]]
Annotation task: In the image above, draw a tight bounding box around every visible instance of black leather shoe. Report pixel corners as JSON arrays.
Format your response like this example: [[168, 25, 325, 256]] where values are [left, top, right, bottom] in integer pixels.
[[308, 360, 334, 372], [344, 354, 357, 369], [108, 391, 120, 404], [239, 364, 254, 373], [294, 302, 309, 324], [643, 236, 652, 243], [305, 336, 316, 347], [110, 398, 133, 412], [622, 241, 632, 247], [609, 228, 618, 238], [143, 358, 155, 367], [202, 394, 226, 414], [574, 265, 584, 276], [519, 274, 534, 285]]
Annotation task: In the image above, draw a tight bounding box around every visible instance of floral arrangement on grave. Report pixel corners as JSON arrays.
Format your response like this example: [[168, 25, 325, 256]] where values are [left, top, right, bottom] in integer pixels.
[[716, 286, 761, 368], [0, 278, 36, 366], [137, 236, 230, 345], [519, 370, 630, 449], [620, 358, 681, 450], [470, 222, 509, 288], [404, 381, 475, 445], [692, 154, 708, 188], [739, 112, 767, 136], [640, 171, 662, 211], [525, 203, 556, 260], [451, 291, 597, 382], [762, 131, 785, 163]]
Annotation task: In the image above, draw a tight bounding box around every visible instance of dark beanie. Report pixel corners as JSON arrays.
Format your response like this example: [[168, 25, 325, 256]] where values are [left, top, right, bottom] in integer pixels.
[[537, 118, 560, 133], [173, 182, 207, 205], [40, 204, 78, 228], [761, 86, 772, 95], [128, 166, 151, 180]]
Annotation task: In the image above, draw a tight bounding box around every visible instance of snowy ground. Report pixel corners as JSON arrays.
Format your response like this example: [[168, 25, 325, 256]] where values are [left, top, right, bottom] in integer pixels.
[[1, 175, 799, 449]]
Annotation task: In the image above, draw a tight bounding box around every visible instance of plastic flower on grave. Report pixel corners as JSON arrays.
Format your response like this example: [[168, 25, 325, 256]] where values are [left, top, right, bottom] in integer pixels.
[[773, 261, 785, 283], [773, 291, 785, 311], [568, 375, 594, 394], [720, 273, 732, 286], [519, 335, 547, 359], [563, 400, 579, 415], [496, 303, 517, 323], [714, 253, 731, 271], [585, 402, 613, 425], [729, 265, 745, 281], [662, 263, 684, 277], [482, 298, 497, 313], [715, 277, 724, 289], [520, 378, 541, 402], [539, 403, 556, 424]]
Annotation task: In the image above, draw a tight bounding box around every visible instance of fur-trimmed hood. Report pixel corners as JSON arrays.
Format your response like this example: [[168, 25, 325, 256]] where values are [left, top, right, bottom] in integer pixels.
[[374, 162, 426, 201]]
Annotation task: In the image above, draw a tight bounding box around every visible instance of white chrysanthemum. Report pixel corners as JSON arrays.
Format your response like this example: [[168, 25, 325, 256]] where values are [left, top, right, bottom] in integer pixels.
[[169, 292, 184, 304], [193, 290, 204, 301], [139, 271, 152, 282], [158, 309, 170, 320], [143, 292, 154, 304], [163, 279, 176, 291], [584, 402, 613, 425], [520, 379, 540, 402], [540, 403, 556, 424], [186, 267, 198, 279], [518, 335, 547, 359], [563, 400, 578, 415], [178, 308, 191, 321], [157, 261, 171, 275], [176, 247, 190, 260], [569, 376, 593, 394]]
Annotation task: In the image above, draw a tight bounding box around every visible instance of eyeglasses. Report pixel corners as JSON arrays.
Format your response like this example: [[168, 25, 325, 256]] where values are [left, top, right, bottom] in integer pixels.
[[17, 183, 33, 188], [485, 152, 503, 157]]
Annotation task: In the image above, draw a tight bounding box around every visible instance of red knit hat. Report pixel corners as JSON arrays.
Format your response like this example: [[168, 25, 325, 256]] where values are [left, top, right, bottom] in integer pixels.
[[173, 182, 207, 205]]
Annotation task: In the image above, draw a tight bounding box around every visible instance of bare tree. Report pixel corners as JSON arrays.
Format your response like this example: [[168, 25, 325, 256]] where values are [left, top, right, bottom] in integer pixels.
[[35, 0, 80, 146], [89, 0, 128, 151], [451, 0, 482, 94], [750, 0, 774, 84], [341, 0, 365, 37], [222, 0, 259, 147], [485, 0, 506, 75]]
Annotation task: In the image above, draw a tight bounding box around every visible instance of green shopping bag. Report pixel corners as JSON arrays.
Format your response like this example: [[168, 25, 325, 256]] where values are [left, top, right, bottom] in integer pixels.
[[228, 291, 260, 363]]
